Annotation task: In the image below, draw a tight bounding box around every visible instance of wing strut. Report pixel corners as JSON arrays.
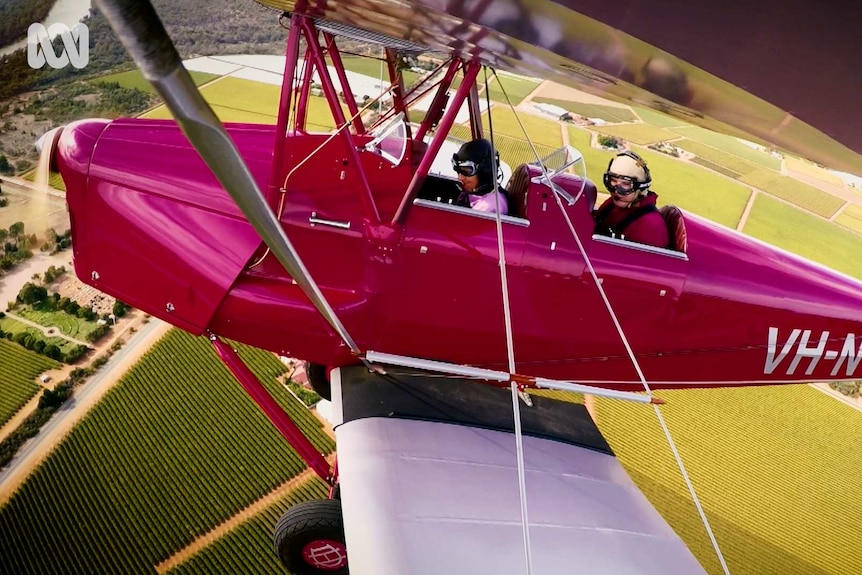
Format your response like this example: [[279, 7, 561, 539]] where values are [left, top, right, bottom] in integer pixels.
[[482, 66, 534, 575], [93, 0, 360, 356], [488, 70, 734, 575]]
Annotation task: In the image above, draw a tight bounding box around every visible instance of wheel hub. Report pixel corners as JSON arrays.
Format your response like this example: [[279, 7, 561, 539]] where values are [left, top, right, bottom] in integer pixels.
[[301, 539, 348, 570]]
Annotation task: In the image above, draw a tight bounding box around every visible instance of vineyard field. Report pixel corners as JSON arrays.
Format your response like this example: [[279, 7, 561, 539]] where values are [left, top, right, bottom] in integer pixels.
[[596, 385, 862, 575], [166, 477, 330, 575], [0, 329, 333, 574], [0, 340, 59, 426]]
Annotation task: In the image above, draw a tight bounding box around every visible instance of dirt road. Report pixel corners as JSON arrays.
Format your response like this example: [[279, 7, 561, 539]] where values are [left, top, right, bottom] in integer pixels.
[[0, 318, 171, 504], [0, 250, 73, 312]]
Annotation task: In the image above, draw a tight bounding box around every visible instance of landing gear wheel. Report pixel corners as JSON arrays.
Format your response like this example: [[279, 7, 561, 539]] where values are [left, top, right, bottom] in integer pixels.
[[274, 499, 348, 574], [305, 362, 331, 401]]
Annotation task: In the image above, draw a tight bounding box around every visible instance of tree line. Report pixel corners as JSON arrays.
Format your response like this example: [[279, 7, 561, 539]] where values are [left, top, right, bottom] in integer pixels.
[[0, 0, 56, 47], [0, 0, 287, 102]]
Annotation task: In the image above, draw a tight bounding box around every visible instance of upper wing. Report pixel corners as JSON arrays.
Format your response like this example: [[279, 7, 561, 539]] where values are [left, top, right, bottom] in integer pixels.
[[257, 0, 862, 175]]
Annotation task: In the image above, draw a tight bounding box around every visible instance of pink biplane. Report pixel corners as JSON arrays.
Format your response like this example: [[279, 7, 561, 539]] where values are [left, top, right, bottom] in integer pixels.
[[49, 0, 862, 573]]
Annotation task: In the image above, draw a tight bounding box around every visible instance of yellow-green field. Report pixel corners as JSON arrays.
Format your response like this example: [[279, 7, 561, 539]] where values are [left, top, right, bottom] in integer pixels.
[[141, 77, 340, 130], [93, 69, 219, 93], [634, 105, 690, 128], [486, 73, 540, 106], [835, 203, 862, 234], [472, 105, 564, 149], [597, 385, 862, 575], [340, 55, 421, 88], [743, 194, 862, 280], [740, 169, 845, 219], [785, 156, 846, 186], [533, 98, 638, 123], [593, 122, 680, 145], [674, 139, 761, 177], [671, 126, 782, 171]]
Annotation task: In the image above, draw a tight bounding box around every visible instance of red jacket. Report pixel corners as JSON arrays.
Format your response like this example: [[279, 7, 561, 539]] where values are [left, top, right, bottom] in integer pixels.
[[593, 191, 670, 248]]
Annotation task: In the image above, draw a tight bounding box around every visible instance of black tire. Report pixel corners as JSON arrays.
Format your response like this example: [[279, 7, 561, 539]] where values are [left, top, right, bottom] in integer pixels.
[[274, 499, 348, 574], [305, 362, 331, 401]]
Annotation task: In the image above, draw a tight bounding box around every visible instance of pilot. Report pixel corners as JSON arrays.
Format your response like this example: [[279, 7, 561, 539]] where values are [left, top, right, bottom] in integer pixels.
[[593, 151, 669, 248], [451, 139, 509, 215]]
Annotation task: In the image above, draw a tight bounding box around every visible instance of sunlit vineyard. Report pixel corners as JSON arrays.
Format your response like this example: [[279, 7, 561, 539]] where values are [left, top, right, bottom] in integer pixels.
[[742, 194, 862, 280], [534, 97, 639, 123], [836, 203, 862, 234], [592, 122, 679, 145], [670, 125, 782, 171], [0, 329, 333, 575], [166, 477, 330, 574], [740, 169, 845, 219], [486, 74, 540, 106], [596, 385, 862, 575], [0, 340, 58, 426], [674, 139, 761, 177]]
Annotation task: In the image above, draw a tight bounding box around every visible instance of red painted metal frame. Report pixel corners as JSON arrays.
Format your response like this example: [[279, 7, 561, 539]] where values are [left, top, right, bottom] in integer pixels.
[[295, 46, 314, 130], [210, 335, 333, 483], [300, 17, 380, 225], [384, 47, 408, 121], [415, 58, 462, 142], [323, 32, 365, 135], [266, 13, 303, 206], [394, 60, 481, 223]]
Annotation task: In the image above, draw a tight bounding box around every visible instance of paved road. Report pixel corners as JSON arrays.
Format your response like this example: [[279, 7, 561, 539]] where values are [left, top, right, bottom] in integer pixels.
[[0, 318, 167, 503]]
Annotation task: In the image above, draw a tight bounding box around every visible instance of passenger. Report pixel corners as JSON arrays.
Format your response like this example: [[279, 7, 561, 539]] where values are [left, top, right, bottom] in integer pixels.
[[593, 151, 669, 248], [451, 138, 509, 215]]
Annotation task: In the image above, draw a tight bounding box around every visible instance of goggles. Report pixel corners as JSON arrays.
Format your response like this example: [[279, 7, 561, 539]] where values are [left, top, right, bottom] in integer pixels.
[[607, 172, 637, 195], [452, 155, 480, 177]]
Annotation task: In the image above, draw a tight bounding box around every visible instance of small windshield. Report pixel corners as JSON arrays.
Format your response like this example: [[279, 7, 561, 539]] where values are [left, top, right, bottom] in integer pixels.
[[363, 112, 408, 165], [532, 145, 587, 205]]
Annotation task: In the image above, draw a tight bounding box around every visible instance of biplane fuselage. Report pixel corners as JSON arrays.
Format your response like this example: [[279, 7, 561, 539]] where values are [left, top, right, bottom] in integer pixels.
[[58, 111, 862, 390]]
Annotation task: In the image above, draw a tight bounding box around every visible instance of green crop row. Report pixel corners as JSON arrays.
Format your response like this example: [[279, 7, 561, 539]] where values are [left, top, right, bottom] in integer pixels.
[[0, 329, 333, 574], [835, 203, 862, 234], [166, 477, 330, 575], [674, 139, 760, 176], [595, 384, 862, 575], [743, 194, 862, 280], [670, 125, 782, 171], [591, 123, 679, 145], [740, 169, 845, 219], [0, 340, 58, 426], [533, 97, 638, 123]]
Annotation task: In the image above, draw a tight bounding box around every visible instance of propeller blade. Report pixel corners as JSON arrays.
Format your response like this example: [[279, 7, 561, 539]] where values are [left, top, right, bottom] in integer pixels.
[[34, 126, 64, 192], [92, 0, 360, 355]]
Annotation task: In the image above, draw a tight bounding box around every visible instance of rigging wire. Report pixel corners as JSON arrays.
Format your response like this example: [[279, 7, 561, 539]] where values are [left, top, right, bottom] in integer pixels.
[[483, 66, 533, 575], [491, 72, 732, 575]]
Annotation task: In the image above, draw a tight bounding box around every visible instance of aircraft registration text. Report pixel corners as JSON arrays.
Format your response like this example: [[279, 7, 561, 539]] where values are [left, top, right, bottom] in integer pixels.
[[765, 327, 862, 376]]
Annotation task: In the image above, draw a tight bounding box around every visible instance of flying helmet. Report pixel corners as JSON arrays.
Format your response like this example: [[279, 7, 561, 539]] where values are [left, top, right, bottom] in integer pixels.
[[603, 151, 651, 195], [452, 138, 500, 184]]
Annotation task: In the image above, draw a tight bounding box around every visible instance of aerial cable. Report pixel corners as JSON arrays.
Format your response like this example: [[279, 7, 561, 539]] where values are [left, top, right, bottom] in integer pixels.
[[491, 71, 731, 575], [483, 65, 534, 575], [545, 168, 733, 575], [487, 69, 579, 204]]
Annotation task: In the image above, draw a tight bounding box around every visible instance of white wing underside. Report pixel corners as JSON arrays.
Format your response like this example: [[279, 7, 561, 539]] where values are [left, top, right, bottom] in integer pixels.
[[330, 369, 708, 574]]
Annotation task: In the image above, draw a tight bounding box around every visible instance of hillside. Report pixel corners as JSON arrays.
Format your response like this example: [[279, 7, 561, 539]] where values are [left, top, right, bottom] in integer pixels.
[[0, 0, 292, 174], [0, 0, 287, 103], [0, 0, 55, 46]]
